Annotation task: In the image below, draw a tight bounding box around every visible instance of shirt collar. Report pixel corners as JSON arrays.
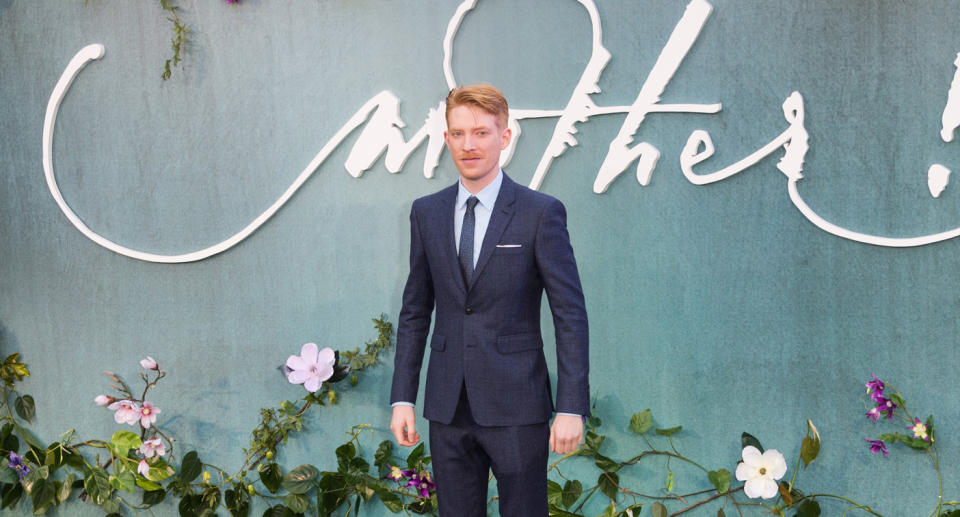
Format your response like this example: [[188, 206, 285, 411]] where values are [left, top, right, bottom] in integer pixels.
[[457, 169, 503, 210]]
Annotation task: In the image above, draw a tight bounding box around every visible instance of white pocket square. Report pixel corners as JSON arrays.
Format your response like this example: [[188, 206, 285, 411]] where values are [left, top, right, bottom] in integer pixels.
[[496, 244, 522, 248]]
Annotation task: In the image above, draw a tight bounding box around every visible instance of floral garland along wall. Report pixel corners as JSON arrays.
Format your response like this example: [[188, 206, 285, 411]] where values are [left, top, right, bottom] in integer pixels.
[[0, 315, 957, 516]]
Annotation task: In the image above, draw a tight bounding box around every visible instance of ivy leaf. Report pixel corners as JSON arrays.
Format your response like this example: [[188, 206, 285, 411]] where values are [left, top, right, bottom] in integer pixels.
[[284, 492, 308, 513], [109, 430, 141, 458], [800, 436, 820, 468], [741, 432, 764, 453], [547, 480, 563, 507], [620, 503, 643, 517], [795, 499, 821, 517], [562, 480, 582, 509], [259, 462, 282, 493], [373, 485, 403, 513], [374, 440, 392, 471], [717, 510, 726, 517], [594, 454, 620, 473], [579, 431, 604, 456], [59, 474, 75, 503], [179, 451, 201, 482], [1, 482, 24, 509], [281, 464, 318, 495], [406, 442, 425, 466], [629, 410, 653, 435], [142, 488, 166, 505], [708, 469, 731, 493], [84, 466, 112, 505], [655, 426, 682, 437], [30, 478, 55, 513], [262, 504, 296, 517], [651, 502, 668, 517], [597, 472, 619, 500], [14, 395, 35, 422]]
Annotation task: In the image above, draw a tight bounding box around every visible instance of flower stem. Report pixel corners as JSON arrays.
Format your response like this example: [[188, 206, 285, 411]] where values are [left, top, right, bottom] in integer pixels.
[[667, 486, 743, 516]]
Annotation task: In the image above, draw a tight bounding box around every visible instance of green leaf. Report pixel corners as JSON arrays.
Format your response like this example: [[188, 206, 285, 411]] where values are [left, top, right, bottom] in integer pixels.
[[579, 431, 604, 456], [284, 492, 309, 513], [628, 410, 653, 435], [142, 488, 166, 505], [13, 424, 43, 451], [100, 496, 121, 514], [562, 480, 582, 509], [109, 430, 141, 457], [618, 503, 643, 517], [547, 480, 563, 507], [651, 501, 668, 517], [2, 482, 24, 509], [0, 462, 16, 484], [601, 502, 617, 517], [262, 504, 295, 517], [406, 442, 425, 466], [259, 463, 282, 494], [888, 393, 905, 408], [741, 432, 764, 452], [374, 440, 393, 470], [597, 472, 619, 500], [115, 470, 136, 493], [547, 505, 582, 517], [179, 451, 201, 482], [373, 484, 403, 512], [708, 469, 731, 494], [14, 395, 35, 422], [281, 464, 319, 495], [800, 436, 820, 468], [655, 426, 682, 437], [30, 478, 55, 513], [594, 454, 620, 473], [795, 499, 821, 517], [336, 442, 356, 462], [147, 463, 173, 482], [84, 466, 111, 505], [878, 433, 899, 443], [135, 477, 162, 491], [717, 510, 726, 517]]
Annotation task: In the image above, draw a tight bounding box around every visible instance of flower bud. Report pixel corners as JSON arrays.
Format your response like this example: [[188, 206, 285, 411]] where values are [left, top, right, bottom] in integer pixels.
[[349, 374, 359, 387], [202, 471, 211, 483], [328, 390, 338, 404], [140, 356, 159, 370], [265, 451, 274, 460], [246, 484, 255, 496], [94, 395, 114, 406]]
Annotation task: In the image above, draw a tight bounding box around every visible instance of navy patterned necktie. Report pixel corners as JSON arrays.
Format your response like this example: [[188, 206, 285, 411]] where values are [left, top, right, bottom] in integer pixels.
[[459, 196, 479, 285]]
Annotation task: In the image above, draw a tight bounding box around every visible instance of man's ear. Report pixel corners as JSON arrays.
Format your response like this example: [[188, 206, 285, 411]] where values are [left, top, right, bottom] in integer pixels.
[[500, 127, 512, 150]]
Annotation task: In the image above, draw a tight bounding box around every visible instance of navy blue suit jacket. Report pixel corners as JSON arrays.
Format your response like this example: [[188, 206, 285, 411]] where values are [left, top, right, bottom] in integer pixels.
[[390, 173, 589, 426]]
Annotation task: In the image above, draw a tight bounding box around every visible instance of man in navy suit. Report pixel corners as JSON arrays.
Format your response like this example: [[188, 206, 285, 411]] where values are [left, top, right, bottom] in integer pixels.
[[390, 84, 589, 517]]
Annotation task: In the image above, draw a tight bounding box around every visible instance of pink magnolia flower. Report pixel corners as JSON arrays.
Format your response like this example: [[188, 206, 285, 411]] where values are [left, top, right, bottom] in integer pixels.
[[140, 356, 158, 370], [94, 395, 114, 406], [139, 402, 161, 428], [285, 343, 335, 392], [140, 438, 166, 458], [108, 400, 141, 425], [138, 459, 150, 477]]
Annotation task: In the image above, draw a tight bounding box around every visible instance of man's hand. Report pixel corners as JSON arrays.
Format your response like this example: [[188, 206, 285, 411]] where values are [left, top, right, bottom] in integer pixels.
[[549, 414, 583, 454], [390, 405, 421, 447]]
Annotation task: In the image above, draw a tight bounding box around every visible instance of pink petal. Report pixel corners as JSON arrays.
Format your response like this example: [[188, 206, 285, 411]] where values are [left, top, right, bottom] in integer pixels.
[[286, 355, 309, 371], [304, 376, 322, 393], [287, 369, 311, 384], [317, 347, 335, 366], [138, 459, 150, 477], [300, 343, 319, 364], [314, 363, 334, 383]]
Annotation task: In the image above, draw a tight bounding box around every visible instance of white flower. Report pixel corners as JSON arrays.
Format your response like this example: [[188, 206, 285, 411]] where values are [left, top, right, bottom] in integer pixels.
[[735, 446, 787, 499], [285, 343, 335, 393], [94, 395, 114, 406]]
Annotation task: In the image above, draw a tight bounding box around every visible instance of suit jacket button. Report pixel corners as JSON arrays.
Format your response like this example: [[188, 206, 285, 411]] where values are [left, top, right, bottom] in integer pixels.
[[465, 307, 472, 315]]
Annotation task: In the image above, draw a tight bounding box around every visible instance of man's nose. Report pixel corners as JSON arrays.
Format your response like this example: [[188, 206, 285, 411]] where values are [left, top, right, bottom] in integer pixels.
[[462, 134, 476, 150]]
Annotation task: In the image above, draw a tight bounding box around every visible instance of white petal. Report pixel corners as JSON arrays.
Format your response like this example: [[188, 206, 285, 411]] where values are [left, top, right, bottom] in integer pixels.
[[735, 462, 754, 482], [317, 347, 335, 366], [286, 355, 309, 371], [741, 445, 763, 466], [763, 449, 788, 479], [315, 363, 334, 382], [304, 376, 322, 393], [743, 479, 762, 498], [114, 410, 127, 424], [757, 477, 779, 499], [300, 343, 319, 364], [287, 369, 310, 384]]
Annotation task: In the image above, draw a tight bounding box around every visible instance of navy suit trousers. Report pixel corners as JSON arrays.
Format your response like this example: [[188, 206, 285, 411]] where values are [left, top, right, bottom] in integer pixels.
[[429, 385, 549, 517]]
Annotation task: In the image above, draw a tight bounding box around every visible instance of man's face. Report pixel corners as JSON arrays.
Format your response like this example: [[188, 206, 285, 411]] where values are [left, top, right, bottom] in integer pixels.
[[444, 104, 511, 189]]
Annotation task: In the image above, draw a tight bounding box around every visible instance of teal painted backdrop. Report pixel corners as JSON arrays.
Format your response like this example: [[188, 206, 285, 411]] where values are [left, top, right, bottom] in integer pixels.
[[1, 0, 958, 514]]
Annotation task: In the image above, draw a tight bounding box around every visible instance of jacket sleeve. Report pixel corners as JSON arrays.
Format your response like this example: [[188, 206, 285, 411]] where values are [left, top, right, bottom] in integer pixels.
[[389, 202, 435, 405], [534, 198, 590, 416]]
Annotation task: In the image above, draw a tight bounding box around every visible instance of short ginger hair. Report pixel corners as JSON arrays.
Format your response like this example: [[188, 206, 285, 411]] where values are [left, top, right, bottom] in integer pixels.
[[445, 84, 509, 129]]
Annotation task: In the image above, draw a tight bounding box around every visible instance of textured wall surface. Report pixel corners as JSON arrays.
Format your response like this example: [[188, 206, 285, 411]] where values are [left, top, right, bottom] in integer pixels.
[[1, 1, 958, 515]]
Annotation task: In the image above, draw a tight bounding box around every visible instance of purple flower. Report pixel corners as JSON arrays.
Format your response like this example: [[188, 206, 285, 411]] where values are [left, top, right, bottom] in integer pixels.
[[385, 465, 415, 484], [865, 374, 884, 396], [865, 438, 888, 458], [7, 452, 29, 480], [909, 418, 931, 442], [878, 397, 897, 420], [404, 470, 435, 499], [865, 406, 882, 423]]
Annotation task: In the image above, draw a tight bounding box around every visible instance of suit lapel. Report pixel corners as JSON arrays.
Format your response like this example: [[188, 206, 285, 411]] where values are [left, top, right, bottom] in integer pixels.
[[469, 174, 516, 290]]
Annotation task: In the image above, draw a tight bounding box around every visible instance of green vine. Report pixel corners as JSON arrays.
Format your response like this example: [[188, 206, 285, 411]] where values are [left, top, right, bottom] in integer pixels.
[[159, 0, 189, 81]]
